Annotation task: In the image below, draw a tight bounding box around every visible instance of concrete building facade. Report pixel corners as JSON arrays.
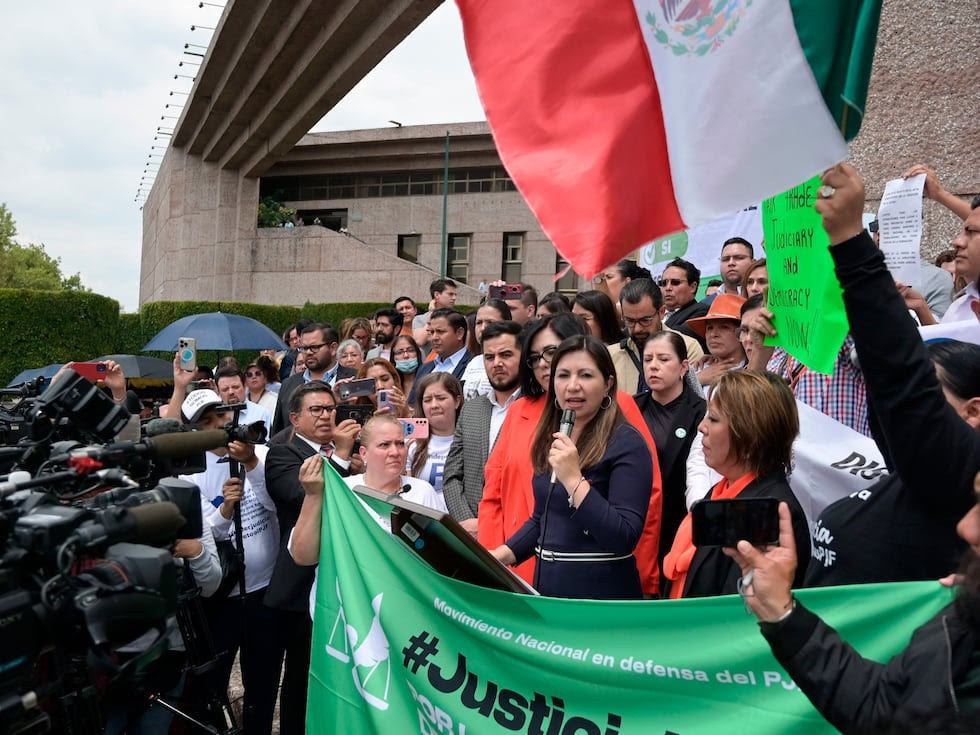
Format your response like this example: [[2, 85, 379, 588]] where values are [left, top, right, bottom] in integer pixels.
[[140, 0, 979, 308]]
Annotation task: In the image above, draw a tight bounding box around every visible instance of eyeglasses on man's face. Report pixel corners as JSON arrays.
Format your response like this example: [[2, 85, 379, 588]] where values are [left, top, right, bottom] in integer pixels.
[[659, 278, 686, 287], [299, 404, 336, 417], [300, 342, 328, 353], [623, 315, 658, 328]]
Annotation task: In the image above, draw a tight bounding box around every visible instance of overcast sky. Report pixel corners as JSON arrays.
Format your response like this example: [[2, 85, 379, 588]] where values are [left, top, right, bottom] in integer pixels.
[[0, 1, 483, 312]]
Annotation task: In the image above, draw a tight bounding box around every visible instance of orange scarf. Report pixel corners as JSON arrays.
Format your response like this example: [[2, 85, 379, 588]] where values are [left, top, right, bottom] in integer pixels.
[[663, 472, 758, 599]]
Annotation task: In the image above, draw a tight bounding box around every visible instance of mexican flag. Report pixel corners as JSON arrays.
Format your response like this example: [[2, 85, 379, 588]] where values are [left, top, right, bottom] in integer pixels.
[[456, 0, 883, 276]]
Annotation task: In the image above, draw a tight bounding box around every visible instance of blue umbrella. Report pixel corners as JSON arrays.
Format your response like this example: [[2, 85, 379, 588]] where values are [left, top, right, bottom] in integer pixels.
[[7, 364, 61, 387], [141, 312, 286, 351]]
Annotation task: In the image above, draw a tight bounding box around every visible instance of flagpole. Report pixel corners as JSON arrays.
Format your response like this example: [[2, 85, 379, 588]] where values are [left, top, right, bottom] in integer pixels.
[[440, 131, 450, 278]]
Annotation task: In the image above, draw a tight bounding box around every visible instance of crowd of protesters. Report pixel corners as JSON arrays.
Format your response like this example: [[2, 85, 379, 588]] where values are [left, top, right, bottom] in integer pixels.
[[58, 162, 980, 733]]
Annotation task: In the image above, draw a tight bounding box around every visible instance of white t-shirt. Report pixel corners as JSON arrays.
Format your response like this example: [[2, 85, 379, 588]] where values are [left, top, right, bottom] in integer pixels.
[[295, 475, 446, 619], [181, 445, 279, 595], [406, 433, 454, 497], [460, 357, 492, 400], [252, 389, 279, 418]]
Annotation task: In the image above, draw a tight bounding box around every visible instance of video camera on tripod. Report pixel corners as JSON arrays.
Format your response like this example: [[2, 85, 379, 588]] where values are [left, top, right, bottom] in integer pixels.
[[0, 369, 248, 734]]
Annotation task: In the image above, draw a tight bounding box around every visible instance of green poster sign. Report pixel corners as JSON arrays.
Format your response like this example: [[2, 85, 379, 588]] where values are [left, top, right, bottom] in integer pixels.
[[761, 176, 849, 374], [308, 466, 950, 734], [639, 229, 689, 268]]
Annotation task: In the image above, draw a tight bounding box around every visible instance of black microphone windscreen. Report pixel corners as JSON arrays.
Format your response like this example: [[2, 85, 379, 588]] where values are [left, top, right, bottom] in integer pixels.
[[128, 502, 186, 541], [145, 417, 182, 437], [148, 429, 228, 458]]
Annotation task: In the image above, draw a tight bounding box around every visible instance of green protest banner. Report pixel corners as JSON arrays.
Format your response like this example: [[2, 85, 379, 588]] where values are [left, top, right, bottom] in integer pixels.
[[761, 176, 849, 374], [308, 466, 951, 734]]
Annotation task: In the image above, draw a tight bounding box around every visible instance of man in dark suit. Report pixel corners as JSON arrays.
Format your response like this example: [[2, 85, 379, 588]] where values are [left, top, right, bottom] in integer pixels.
[[408, 308, 473, 403], [442, 321, 523, 536], [264, 381, 360, 735], [661, 257, 709, 351], [272, 322, 356, 436]]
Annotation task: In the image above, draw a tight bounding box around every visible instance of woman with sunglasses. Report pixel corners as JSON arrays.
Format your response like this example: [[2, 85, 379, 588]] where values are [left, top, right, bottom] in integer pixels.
[[479, 313, 664, 595], [245, 357, 279, 416]]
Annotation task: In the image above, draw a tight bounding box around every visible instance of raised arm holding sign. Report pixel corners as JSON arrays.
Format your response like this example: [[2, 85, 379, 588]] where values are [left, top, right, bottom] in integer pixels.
[[760, 175, 849, 374]]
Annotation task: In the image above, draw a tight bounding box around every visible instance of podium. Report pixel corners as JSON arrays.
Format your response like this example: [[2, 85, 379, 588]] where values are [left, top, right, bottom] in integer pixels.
[[352, 485, 537, 595]]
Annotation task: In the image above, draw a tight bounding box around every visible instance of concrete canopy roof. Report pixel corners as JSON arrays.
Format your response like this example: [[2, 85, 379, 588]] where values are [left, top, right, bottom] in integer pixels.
[[171, 0, 443, 178]]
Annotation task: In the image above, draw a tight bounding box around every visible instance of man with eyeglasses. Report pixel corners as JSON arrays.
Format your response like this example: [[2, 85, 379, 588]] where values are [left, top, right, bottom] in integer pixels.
[[703, 237, 755, 305], [608, 278, 704, 395], [264, 381, 359, 735], [661, 257, 709, 351], [272, 322, 357, 437]]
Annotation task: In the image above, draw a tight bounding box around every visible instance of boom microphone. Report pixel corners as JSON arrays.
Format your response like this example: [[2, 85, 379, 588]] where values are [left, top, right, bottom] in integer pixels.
[[550, 408, 577, 487], [71, 502, 187, 549], [68, 429, 229, 462]]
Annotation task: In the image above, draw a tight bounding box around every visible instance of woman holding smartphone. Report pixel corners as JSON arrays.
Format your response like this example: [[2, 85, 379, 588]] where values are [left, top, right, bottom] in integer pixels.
[[491, 335, 653, 599], [662, 370, 809, 599], [390, 335, 423, 402], [407, 373, 463, 501], [352, 357, 410, 418]]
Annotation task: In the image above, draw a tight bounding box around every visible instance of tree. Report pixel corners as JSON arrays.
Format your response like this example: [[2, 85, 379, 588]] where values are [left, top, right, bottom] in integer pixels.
[[257, 195, 297, 228], [0, 203, 88, 291]]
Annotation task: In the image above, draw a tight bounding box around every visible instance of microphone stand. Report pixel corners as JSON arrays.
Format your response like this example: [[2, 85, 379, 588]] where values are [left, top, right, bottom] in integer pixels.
[[225, 406, 249, 726], [226, 407, 248, 602], [533, 408, 576, 591]]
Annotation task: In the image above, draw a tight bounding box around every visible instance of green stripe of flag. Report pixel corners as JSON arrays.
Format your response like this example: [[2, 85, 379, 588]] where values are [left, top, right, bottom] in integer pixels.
[[789, 0, 884, 141]]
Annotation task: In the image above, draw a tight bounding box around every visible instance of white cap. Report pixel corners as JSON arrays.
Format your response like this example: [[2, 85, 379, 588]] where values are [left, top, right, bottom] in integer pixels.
[[181, 389, 222, 423]]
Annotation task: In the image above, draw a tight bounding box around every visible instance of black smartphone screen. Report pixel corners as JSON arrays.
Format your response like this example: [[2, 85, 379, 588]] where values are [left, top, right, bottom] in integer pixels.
[[691, 498, 780, 548], [337, 378, 377, 400]]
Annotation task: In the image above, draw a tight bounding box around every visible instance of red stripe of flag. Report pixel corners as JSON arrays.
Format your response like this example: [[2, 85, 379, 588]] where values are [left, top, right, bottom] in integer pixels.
[[457, 0, 684, 276]]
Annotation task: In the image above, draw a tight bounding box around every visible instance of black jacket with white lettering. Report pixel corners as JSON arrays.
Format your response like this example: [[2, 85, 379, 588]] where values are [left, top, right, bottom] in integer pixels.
[[804, 232, 977, 586], [761, 600, 977, 733]]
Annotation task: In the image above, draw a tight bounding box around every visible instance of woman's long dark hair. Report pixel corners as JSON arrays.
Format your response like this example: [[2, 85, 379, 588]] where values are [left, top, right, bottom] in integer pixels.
[[929, 341, 980, 401], [530, 335, 624, 475], [573, 290, 623, 344], [409, 372, 463, 478]]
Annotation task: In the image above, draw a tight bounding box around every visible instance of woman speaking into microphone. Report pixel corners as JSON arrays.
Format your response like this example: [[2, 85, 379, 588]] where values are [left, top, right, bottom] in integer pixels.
[[491, 336, 653, 599]]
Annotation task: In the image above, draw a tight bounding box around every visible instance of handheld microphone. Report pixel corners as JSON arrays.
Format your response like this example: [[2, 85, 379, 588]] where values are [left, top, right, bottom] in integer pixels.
[[550, 408, 577, 487]]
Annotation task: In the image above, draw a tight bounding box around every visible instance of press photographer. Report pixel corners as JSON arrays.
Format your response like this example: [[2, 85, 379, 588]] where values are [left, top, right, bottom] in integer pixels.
[[177, 388, 281, 734]]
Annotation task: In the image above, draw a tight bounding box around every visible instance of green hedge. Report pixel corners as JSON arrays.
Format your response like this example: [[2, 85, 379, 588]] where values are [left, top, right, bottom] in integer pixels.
[[0, 288, 120, 385], [0, 294, 398, 386]]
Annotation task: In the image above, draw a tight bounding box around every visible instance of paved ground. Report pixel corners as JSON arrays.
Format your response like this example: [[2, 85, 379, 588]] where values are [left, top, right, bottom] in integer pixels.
[[227, 656, 282, 734]]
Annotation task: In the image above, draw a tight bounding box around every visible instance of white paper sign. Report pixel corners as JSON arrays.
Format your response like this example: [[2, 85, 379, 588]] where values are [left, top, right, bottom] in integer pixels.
[[876, 174, 925, 288]]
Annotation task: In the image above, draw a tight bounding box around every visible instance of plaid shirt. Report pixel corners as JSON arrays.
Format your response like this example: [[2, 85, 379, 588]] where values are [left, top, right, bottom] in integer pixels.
[[767, 336, 869, 437]]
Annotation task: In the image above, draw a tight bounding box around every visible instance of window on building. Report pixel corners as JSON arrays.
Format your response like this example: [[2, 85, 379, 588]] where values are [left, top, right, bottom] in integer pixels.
[[448, 234, 470, 284], [502, 232, 524, 283], [261, 168, 516, 202], [398, 234, 421, 263], [556, 254, 578, 294]]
